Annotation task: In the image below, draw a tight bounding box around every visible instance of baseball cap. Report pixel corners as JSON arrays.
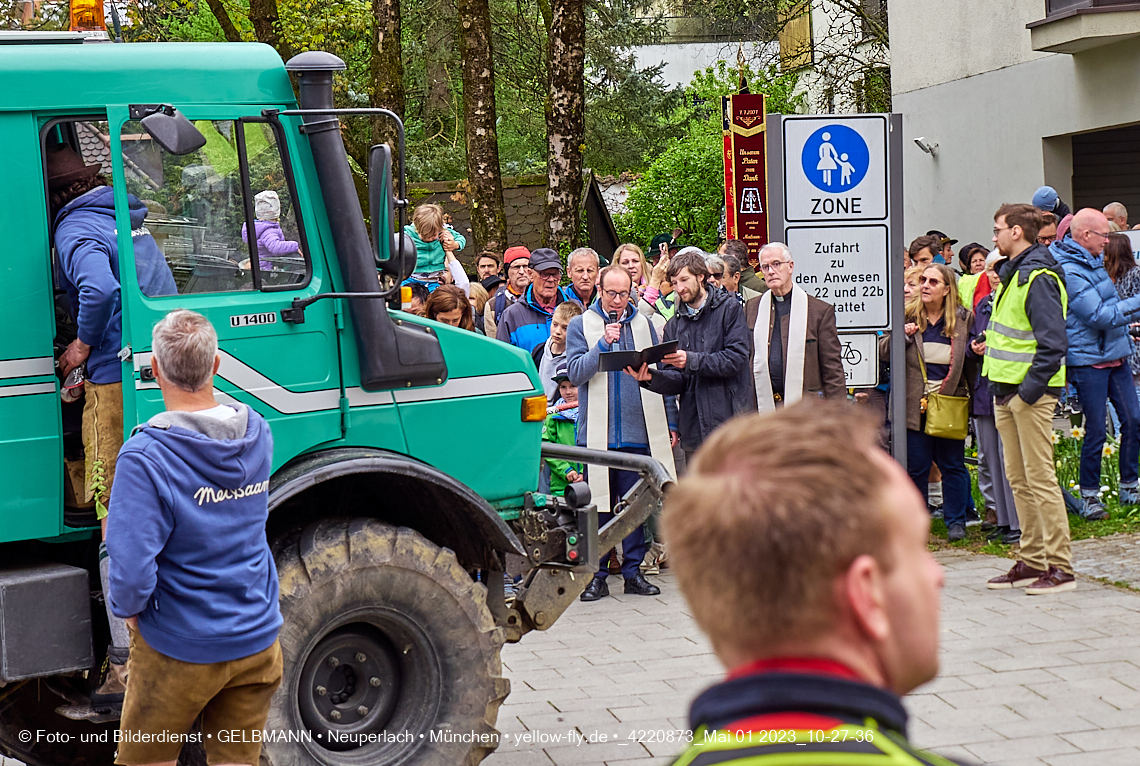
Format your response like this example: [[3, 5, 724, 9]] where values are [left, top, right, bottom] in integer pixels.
[[649, 233, 680, 257], [926, 229, 958, 248], [552, 363, 571, 383], [529, 247, 561, 272], [481, 274, 504, 291], [984, 249, 1006, 270], [1032, 186, 1059, 212], [504, 246, 531, 265]]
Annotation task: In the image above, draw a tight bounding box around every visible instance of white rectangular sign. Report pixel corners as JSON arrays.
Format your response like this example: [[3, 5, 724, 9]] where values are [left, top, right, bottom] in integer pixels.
[[783, 116, 888, 223], [786, 225, 890, 330], [838, 332, 878, 388]]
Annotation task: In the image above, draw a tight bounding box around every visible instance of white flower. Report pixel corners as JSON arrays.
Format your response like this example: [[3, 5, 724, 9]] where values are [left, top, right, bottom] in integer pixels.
[[1052, 431, 1062, 444], [1072, 426, 1085, 440]]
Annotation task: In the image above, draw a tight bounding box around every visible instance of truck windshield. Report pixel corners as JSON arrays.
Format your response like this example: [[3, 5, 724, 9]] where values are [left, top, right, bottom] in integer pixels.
[[119, 118, 308, 296]]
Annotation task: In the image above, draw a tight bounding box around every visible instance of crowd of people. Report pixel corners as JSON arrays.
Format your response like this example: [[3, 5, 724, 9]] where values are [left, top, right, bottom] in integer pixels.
[[894, 191, 1140, 595], [397, 210, 850, 602]]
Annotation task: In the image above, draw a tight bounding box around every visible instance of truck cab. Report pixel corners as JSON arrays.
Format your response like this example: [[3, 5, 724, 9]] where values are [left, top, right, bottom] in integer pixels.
[[0, 38, 668, 766]]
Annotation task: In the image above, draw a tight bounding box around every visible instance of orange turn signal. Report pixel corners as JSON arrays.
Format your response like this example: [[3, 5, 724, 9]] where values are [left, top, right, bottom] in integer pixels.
[[400, 285, 412, 310], [521, 395, 548, 422]]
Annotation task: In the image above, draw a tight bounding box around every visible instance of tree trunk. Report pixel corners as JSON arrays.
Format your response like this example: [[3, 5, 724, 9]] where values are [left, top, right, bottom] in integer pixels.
[[370, 0, 406, 181], [425, 0, 455, 130], [249, 0, 294, 63], [204, 0, 242, 42], [457, 0, 507, 252], [545, 0, 585, 250]]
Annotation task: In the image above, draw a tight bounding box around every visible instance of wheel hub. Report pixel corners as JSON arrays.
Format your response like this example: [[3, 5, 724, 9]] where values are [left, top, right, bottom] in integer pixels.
[[298, 626, 401, 748]]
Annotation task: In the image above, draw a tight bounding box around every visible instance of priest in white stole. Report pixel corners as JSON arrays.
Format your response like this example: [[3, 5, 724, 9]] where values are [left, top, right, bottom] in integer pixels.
[[564, 265, 679, 602], [746, 242, 847, 412]]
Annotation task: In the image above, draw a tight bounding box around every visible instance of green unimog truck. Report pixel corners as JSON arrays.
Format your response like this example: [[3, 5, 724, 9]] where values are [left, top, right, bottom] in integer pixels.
[[0, 36, 669, 766]]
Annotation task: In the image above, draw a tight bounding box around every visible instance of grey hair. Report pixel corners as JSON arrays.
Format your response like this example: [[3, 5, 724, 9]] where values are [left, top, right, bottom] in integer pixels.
[[722, 254, 743, 274], [759, 242, 793, 262], [152, 309, 218, 393], [676, 246, 706, 258], [705, 254, 725, 274], [1104, 201, 1128, 219], [567, 247, 599, 269]]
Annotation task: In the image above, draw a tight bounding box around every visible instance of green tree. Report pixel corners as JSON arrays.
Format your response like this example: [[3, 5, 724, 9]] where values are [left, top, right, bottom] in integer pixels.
[[618, 61, 802, 251]]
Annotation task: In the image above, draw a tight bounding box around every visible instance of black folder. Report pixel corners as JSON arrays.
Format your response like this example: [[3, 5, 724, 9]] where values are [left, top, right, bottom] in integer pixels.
[[598, 340, 679, 372]]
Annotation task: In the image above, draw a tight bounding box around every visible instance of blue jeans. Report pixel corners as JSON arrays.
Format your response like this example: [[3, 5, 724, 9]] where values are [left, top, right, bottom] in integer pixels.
[[907, 427, 970, 528], [592, 447, 650, 580], [1069, 364, 1140, 491]]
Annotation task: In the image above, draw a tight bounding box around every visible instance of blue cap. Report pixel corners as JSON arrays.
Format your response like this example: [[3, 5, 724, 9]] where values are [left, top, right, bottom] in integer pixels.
[[1032, 186, 1058, 211]]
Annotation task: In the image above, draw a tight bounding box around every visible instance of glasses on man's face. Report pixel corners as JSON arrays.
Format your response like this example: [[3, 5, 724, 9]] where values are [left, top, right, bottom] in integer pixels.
[[759, 261, 790, 273], [992, 226, 1010, 237], [1038, 234, 1057, 245], [1090, 231, 1112, 240], [509, 262, 529, 272], [535, 270, 561, 283], [602, 289, 630, 300]]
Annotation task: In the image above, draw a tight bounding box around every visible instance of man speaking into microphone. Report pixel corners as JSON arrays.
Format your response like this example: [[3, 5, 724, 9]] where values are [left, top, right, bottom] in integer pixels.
[[566, 265, 679, 602]]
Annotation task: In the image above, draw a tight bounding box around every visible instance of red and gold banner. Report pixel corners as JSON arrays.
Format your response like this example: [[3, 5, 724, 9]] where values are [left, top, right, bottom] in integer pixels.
[[722, 93, 769, 268]]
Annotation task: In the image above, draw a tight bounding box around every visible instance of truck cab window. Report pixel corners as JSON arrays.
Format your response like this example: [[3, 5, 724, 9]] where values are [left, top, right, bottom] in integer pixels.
[[119, 119, 308, 296]]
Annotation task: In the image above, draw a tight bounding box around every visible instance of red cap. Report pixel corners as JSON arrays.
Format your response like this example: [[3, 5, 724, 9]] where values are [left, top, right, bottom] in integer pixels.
[[504, 246, 531, 264]]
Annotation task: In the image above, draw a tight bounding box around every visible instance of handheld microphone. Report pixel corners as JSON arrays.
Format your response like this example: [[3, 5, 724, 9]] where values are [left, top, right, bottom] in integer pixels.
[[608, 311, 618, 324]]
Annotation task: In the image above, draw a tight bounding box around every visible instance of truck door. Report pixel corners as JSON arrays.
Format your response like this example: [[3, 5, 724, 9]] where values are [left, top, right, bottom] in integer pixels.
[[0, 111, 63, 540], [107, 108, 341, 461]]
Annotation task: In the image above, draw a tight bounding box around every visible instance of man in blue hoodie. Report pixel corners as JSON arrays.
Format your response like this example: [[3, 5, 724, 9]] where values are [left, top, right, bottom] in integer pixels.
[[1051, 208, 1140, 518], [47, 143, 178, 710], [108, 310, 282, 766]]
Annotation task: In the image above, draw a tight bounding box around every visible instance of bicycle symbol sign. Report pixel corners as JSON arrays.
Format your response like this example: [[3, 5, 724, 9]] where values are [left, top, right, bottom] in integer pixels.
[[841, 341, 863, 366]]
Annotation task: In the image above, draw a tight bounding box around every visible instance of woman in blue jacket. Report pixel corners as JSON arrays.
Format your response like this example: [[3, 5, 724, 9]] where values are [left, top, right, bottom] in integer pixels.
[[1051, 209, 1140, 517]]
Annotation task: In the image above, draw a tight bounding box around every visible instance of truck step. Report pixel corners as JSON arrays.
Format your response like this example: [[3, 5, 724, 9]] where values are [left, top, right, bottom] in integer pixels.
[[55, 703, 121, 724]]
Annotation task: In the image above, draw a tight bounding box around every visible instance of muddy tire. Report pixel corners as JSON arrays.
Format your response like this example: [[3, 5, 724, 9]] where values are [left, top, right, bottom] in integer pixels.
[[263, 519, 509, 766]]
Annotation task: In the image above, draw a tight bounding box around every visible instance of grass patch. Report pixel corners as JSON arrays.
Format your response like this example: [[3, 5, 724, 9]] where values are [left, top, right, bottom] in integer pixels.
[[928, 430, 1140, 551]]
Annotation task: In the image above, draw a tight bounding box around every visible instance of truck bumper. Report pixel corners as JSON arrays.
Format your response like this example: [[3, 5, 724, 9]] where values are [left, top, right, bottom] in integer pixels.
[[507, 445, 672, 641]]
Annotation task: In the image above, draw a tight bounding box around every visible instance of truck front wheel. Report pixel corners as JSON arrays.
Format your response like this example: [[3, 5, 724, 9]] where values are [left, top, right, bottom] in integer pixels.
[[263, 518, 509, 766]]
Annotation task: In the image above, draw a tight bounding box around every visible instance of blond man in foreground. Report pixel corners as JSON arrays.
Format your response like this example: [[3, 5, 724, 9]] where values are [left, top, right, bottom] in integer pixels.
[[664, 402, 967, 766]]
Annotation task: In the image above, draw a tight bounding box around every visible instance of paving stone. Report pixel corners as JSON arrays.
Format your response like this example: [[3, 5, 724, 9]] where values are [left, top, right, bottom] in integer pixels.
[[965, 734, 1081, 762], [1044, 747, 1140, 765], [485, 548, 1140, 766], [1044, 743, 1140, 761]]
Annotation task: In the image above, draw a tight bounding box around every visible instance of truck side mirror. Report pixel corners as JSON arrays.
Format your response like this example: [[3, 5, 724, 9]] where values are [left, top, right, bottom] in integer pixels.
[[137, 106, 206, 156], [369, 143, 414, 280]]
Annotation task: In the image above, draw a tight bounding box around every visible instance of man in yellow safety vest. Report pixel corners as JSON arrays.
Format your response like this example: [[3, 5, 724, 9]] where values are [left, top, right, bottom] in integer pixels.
[[983, 203, 1073, 595]]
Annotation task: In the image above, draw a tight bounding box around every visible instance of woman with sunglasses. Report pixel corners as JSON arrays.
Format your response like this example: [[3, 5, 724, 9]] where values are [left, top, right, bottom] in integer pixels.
[[902, 263, 973, 541]]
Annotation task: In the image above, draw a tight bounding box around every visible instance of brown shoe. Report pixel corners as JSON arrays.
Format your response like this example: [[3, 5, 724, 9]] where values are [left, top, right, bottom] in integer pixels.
[[1026, 566, 1077, 595], [981, 508, 998, 531], [987, 561, 1047, 589]]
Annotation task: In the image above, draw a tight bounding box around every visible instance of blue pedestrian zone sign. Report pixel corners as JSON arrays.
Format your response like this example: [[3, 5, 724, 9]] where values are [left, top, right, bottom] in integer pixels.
[[801, 125, 870, 193]]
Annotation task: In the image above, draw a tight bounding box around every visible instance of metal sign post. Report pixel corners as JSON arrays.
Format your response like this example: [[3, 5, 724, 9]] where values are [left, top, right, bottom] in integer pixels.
[[768, 113, 906, 466]]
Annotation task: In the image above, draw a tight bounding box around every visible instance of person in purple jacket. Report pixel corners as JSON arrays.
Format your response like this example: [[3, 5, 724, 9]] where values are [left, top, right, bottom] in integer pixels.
[[47, 142, 177, 710], [240, 189, 300, 271], [108, 310, 282, 765]]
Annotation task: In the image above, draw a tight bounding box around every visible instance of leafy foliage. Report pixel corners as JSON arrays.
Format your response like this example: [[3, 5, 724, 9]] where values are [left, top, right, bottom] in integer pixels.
[[617, 61, 803, 251]]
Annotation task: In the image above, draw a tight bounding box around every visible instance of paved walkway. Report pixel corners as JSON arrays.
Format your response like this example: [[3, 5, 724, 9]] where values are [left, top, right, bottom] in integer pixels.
[[7, 545, 1140, 766], [486, 548, 1140, 766]]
